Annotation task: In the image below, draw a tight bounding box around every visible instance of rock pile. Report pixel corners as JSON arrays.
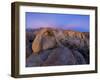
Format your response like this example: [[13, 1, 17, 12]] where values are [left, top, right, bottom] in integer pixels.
[[26, 28, 89, 67]]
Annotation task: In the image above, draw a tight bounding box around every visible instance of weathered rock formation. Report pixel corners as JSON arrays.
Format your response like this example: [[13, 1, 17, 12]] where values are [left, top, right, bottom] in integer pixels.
[[26, 28, 89, 67]]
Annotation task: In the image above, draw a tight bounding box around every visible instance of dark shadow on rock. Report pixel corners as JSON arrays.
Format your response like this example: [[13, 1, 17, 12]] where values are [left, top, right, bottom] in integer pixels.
[[42, 47, 77, 66], [71, 50, 86, 64], [26, 28, 89, 67]]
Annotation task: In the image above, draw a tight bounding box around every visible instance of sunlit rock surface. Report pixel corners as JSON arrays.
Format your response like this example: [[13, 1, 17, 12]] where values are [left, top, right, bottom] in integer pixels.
[[26, 28, 89, 67]]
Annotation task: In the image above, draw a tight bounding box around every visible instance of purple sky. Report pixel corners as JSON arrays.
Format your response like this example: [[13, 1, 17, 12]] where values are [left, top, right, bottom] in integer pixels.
[[26, 12, 90, 32]]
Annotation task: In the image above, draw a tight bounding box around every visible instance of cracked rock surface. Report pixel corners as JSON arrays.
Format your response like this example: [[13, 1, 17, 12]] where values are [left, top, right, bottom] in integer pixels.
[[26, 28, 89, 67]]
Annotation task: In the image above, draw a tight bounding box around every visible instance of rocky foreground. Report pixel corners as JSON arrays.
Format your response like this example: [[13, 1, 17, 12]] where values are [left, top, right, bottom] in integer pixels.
[[26, 28, 89, 67]]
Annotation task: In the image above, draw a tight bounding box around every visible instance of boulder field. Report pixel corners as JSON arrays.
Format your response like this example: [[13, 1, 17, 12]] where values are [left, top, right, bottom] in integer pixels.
[[26, 28, 89, 67]]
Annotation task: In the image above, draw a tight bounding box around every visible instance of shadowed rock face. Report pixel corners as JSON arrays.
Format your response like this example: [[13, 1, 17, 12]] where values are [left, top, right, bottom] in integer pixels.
[[42, 47, 77, 66], [26, 28, 89, 67]]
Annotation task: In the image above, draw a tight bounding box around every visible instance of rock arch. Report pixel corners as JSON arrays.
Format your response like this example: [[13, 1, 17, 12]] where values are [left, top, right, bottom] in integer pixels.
[[32, 28, 66, 54]]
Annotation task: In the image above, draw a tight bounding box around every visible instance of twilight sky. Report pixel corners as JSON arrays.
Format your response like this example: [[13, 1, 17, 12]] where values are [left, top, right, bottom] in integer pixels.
[[26, 12, 90, 32]]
